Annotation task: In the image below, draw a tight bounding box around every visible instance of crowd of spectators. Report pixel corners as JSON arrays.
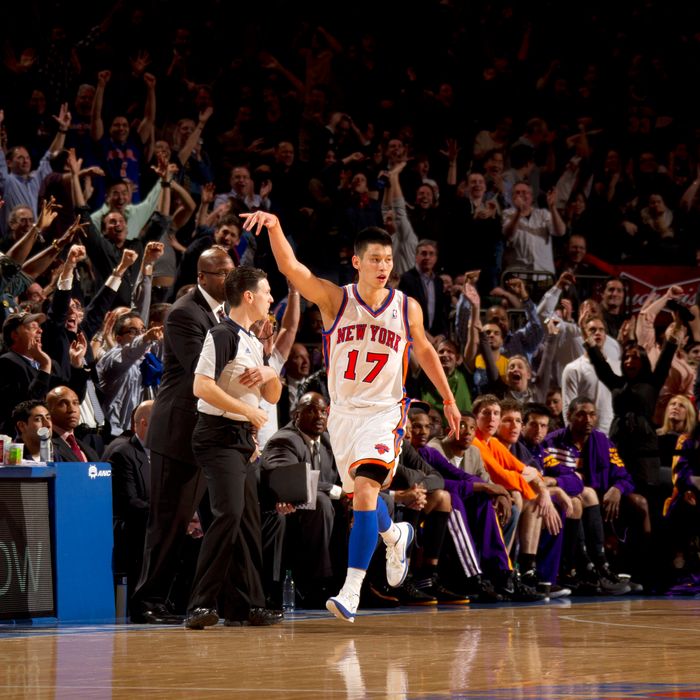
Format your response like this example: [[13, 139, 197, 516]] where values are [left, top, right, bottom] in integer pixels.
[[2, 1, 700, 613]]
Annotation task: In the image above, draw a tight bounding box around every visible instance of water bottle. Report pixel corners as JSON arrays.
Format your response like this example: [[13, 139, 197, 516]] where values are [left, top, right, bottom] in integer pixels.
[[282, 569, 295, 612], [115, 576, 128, 620], [38, 427, 53, 463]]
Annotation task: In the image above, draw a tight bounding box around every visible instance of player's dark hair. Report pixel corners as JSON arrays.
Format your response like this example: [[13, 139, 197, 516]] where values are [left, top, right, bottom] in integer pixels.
[[354, 227, 393, 257]]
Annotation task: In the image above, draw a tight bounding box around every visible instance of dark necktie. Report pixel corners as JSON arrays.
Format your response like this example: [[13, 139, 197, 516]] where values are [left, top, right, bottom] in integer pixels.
[[66, 433, 86, 462], [310, 440, 321, 471], [217, 305, 227, 322], [142, 449, 152, 499]]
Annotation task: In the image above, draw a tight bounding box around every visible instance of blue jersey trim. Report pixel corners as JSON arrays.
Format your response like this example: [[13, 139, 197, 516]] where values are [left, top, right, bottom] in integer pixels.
[[352, 285, 395, 318]]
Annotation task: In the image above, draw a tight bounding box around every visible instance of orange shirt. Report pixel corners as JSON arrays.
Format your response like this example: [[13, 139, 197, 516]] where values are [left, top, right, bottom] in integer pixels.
[[472, 431, 536, 500]]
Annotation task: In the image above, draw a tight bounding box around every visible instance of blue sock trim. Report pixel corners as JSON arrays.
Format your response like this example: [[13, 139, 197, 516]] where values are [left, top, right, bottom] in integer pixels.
[[376, 495, 392, 533], [348, 509, 378, 570]]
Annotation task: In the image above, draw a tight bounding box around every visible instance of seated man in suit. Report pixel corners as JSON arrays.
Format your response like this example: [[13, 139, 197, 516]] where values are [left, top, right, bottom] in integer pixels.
[[46, 385, 100, 462], [261, 391, 346, 607], [103, 399, 154, 610]]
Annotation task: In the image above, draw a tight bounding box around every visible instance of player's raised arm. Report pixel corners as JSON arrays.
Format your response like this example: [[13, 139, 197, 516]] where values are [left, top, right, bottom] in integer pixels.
[[241, 211, 342, 319], [406, 297, 461, 439]]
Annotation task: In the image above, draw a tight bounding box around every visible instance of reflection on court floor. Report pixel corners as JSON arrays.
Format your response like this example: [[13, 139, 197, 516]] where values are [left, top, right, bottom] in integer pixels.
[[1, 598, 699, 699]]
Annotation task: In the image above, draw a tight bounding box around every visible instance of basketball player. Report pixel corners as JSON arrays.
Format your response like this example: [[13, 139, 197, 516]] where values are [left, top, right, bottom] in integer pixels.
[[241, 211, 461, 623]]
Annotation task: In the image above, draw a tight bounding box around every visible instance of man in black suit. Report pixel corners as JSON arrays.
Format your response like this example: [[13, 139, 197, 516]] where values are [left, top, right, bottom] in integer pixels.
[[46, 386, 100, 462], [131, 247, 234, 624], [0, 311, 89, 434], [398, 239, 451, 341], [103, 399, 154, 612], [261, 391, 346, 607]]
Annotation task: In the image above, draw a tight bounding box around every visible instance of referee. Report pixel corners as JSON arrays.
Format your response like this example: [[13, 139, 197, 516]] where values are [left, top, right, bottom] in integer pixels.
[[185, 266, 283, 629]]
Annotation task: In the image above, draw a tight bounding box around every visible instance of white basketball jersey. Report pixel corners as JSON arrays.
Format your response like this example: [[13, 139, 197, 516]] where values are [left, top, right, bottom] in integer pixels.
[[323, 285, 412, 412]]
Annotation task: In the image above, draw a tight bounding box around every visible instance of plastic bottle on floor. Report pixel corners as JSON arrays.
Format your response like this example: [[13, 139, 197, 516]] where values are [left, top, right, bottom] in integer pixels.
[[282, 569, 296, 612]]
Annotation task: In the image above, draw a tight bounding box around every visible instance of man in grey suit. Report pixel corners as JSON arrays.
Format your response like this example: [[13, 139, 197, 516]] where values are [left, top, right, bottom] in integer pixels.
[[131, 247, 234, 623], [261, 391, 346, 607]]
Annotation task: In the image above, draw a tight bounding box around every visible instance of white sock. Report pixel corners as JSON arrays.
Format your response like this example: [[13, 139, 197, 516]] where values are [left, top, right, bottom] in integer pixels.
[[342, 567, 367, 596], [379, 522, 400, 546]]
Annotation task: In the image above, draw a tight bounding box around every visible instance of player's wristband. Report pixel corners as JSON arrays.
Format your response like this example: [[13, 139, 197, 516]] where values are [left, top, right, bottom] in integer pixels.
[[443, 398, 456, 406]]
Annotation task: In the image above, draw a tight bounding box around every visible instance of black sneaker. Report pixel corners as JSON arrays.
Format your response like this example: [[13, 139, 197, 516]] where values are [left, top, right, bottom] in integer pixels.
[[463, 575, 504, 603], [598, 578, 632, 595], [597, 564, 631, 595], [416, 575, 470, 605], [360, 582, 400, 608], [548, 584, 572, 599], [397, 580, 438, 606], [512, 576, 549, 602], [498, 572, 548, 602], [560, 567, 601, 596], [520, 568, 552, 596]]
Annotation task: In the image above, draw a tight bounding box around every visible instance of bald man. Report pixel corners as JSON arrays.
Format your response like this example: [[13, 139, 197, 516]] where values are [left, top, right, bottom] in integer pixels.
[[104, 399, 155, 612], [132, 246, 236, 624], [47, 386, 100, 462]]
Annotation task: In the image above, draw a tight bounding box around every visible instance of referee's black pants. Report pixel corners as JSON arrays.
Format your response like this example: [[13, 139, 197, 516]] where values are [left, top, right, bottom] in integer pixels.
[[187, 414, 266, 617]]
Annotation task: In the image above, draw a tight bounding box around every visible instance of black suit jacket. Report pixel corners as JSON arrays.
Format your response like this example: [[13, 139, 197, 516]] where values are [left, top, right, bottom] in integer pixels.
[[103, 433, 149, 577], [0, 350, 89, 435], [103, 434, 150, 521], [398, 267, 451, 338], [146, 286, 218, 462], [51, 434, 100, 462], [276, 383, 292, 429], [261, 423, 340, 496]]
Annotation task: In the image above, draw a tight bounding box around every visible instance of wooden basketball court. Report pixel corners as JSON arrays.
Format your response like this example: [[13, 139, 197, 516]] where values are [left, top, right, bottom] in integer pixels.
[[1, 598, 699, 699]]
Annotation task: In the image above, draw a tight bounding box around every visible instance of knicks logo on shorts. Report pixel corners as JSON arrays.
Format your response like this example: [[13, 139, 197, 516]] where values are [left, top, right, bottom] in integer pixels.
[[374, 443, 390, 455]]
